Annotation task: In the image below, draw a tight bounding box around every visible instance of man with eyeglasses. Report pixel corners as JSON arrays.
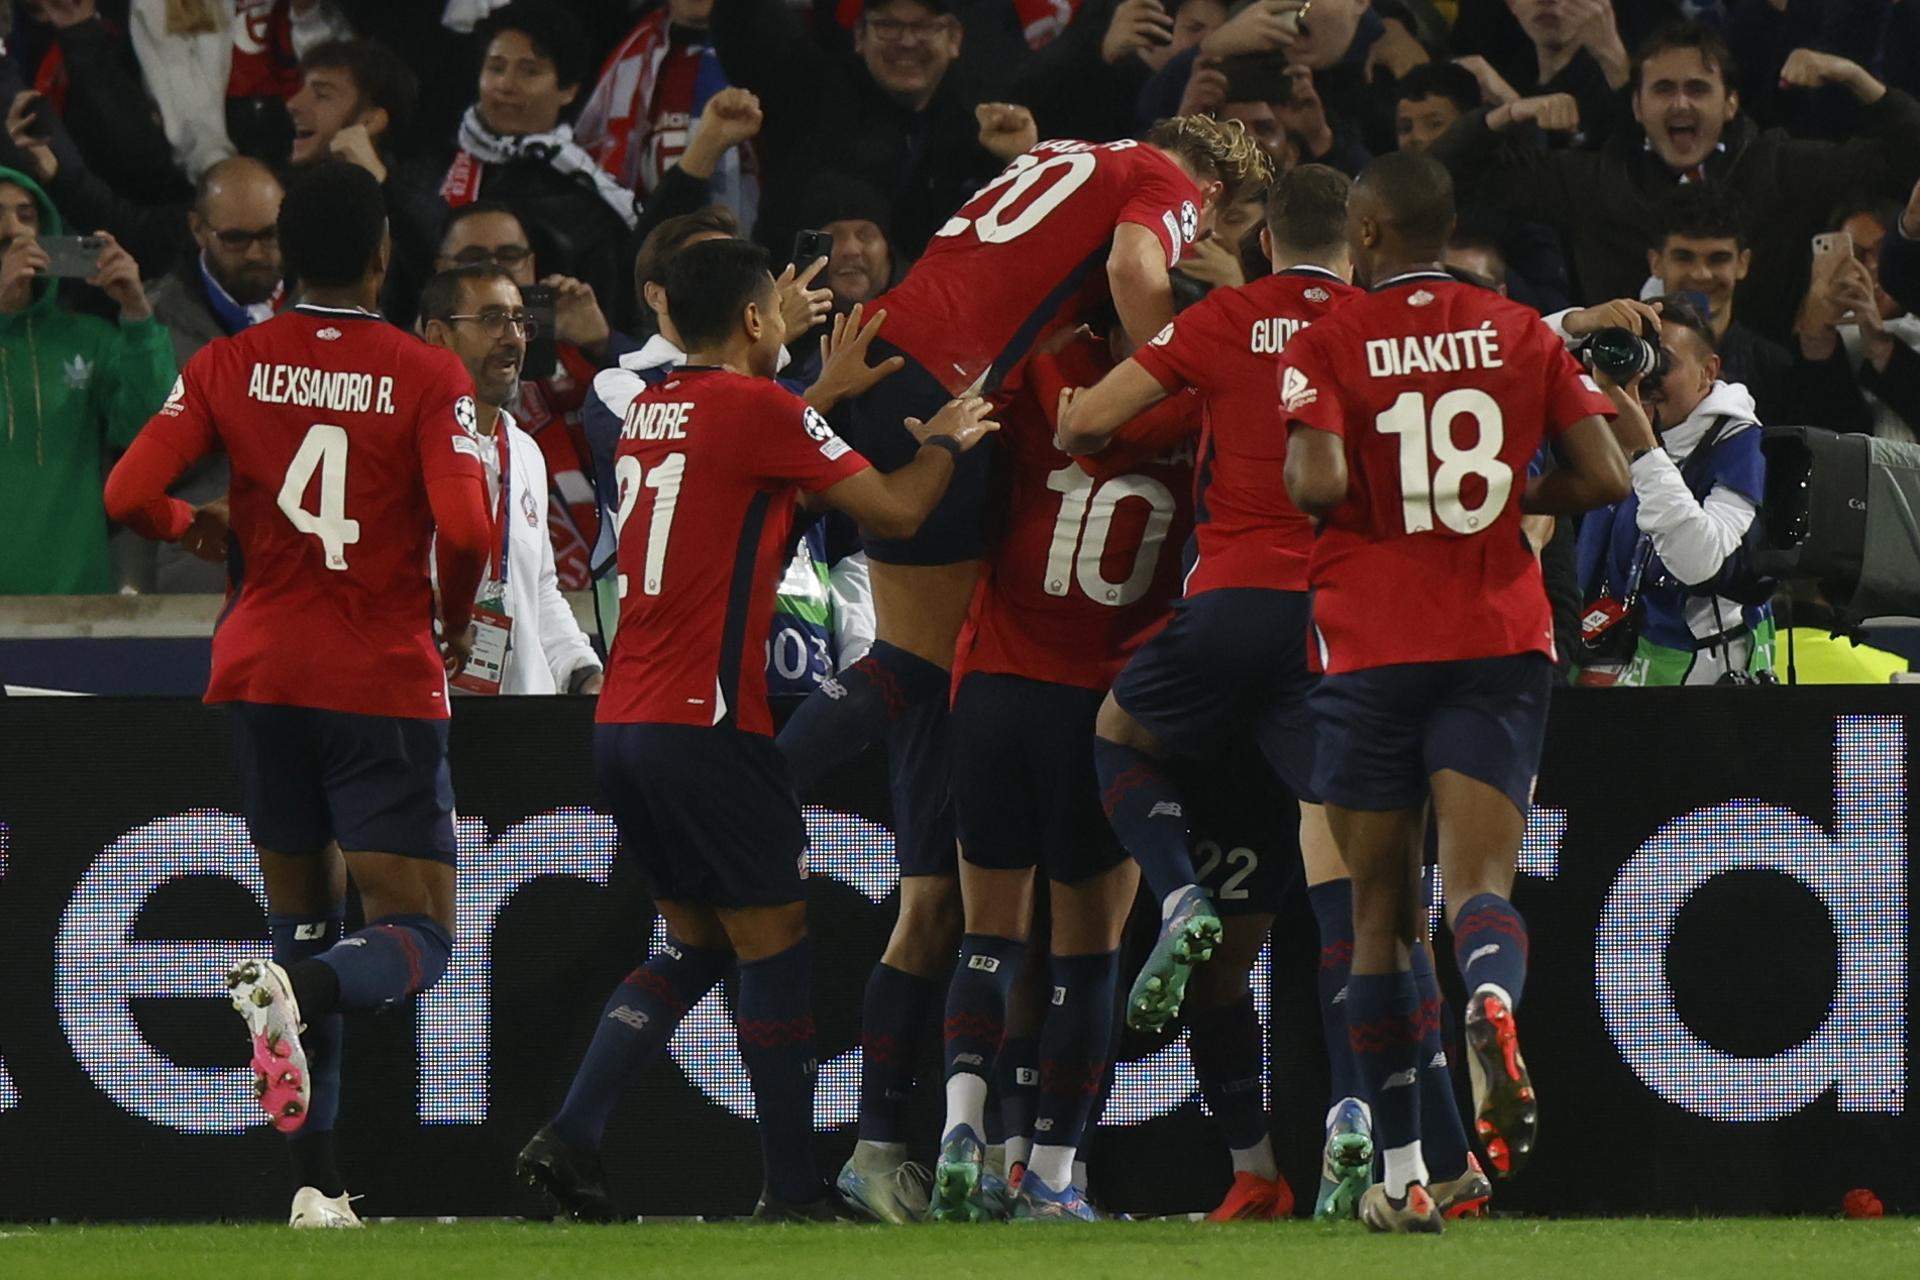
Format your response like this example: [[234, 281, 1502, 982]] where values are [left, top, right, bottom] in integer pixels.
[[434, 200, 642, 591], [123, 156, 287, 592], [420, 263, 603, 696]]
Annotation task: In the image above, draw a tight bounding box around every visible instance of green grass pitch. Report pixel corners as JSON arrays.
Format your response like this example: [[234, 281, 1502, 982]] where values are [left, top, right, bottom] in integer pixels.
[[5, 1219, 1916, 1279]]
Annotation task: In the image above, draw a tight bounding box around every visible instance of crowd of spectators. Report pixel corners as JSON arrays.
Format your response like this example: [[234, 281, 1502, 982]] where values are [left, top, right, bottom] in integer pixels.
[[0, 0, 1916, 682]]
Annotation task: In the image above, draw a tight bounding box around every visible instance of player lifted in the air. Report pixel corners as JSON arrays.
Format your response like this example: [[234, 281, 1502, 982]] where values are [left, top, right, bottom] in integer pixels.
[[515, 239, 995, 1222], [104, 163, 495, 1229], [1280, 151, 1629, 1233], [776, 115, 1272, 1206]]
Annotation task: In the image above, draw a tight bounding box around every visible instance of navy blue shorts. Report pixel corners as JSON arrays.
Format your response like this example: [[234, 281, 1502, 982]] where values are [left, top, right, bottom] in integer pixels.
[[1110, 588, 1319, 801], [951, 672, 1126, 885], [595, 722, 807, 909], [837, 340, 993, 565], [228, 702, 456, 862], [1310, 653, 1553, 816], [1180, 745, 1301, 918]]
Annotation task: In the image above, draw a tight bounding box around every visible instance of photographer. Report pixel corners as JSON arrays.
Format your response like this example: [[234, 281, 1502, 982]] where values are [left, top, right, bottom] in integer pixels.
[[1574, 298, 1775, 686]]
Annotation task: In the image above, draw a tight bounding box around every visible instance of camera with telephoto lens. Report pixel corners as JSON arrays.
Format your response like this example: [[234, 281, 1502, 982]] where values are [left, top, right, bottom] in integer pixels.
[[1579, 327, 1669, 383]]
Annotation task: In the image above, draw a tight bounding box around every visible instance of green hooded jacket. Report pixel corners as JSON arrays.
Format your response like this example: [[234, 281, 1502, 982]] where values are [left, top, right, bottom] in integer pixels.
[[0, 166, 177, 595]]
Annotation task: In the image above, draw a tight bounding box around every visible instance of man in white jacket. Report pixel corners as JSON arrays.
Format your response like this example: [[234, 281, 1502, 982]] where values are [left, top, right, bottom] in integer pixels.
[[422, 264, 603, 694]]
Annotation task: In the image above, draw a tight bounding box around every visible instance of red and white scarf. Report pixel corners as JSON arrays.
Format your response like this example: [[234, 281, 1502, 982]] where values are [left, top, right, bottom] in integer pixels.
[[441, 106, 639, 229]]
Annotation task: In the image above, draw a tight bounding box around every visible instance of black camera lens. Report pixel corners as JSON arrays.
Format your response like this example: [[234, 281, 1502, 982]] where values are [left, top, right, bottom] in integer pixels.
[[1581, 327, 1660, 382]]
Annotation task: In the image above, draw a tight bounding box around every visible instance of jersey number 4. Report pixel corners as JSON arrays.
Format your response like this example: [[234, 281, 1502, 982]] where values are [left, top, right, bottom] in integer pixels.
[[936, 152, 1097, 244], [1044, 465, 1175, 608], [612, 453, 686, 598], [1376, 389, 1513, 535], [277, 424, 362, 570]]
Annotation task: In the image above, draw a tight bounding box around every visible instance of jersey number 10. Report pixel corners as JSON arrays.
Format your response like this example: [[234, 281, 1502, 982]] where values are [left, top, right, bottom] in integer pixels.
[[1375, 389, 1514, 536], [1043, 465, 1175, 608]]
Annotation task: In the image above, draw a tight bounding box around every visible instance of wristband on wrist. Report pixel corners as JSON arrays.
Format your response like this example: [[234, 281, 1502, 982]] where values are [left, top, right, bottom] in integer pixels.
[[922, 435, 962, 460]]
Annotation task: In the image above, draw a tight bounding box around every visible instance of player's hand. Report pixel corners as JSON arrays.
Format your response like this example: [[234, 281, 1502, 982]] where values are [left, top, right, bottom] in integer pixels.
[[441, 623, 476, 678], [776, 257, 834, 337], [543, 273, 611, 352], [1102, 0, 1174, 65], [327, 122, 388, 184], [1038, 323, 1096, 357], [1562, 297, 1662, 339], [6, 91, 58, 184], [1489, 92, 1580, 134], [1180, 234, 1245, 290], [578, 670, 605, 695], [1779, 48, 1881, 102], [0, 232, 49, 298], [1177, 58, 1229, 116], [1365, 18, 1430, 82], [908, 395, 999, 454], [1200, 1, 1303, 59], [87, 231, 150, 320], [180, 497, 230, 563], [806, 303, 906, 414], [1452, 55, 1519, 107], [975, 102, 1038, 162]]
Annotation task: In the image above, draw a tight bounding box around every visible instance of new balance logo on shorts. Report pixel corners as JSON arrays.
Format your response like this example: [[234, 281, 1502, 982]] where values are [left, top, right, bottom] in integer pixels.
[[1051, 986, 1067, 1006], [293, 923, 327, 941], [1148, 801, 1184, 819], [1430, 1051, 1448, 1069], [968, 954, 1002, 974], [955, 1053, 986, 1068], [609, 1006, 652, 1031], [818, 677, 848, 700], [661, 942, 683, 961]]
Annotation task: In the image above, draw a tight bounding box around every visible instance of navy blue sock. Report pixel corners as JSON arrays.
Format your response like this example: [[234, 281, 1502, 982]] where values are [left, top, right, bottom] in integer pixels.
[[552, 938, 732, 1151], [1033, 952, 1119, 1157], [1348, 970, 1427, 1194], [943, 934, 1024, 1084], [777, 640, 947, 791], [1189, 993, 1268, 1152], [994, 1035, 1039, 1153], [857, 962, 939, 1144], [1452, 893, 1529, 1007], [272, 909, 344, 1196], [737, 939, 824, 1205], [1307, 879, 1361, 1105], [1410, 942, 1469, 1182], [303, 913, 453, 1013], [1092, 738, 1196, 904]]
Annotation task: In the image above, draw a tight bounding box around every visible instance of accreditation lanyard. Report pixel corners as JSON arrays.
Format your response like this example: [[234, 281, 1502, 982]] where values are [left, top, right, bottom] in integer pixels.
[[485, 428, 513, 600], [455, 429, 515, 696]]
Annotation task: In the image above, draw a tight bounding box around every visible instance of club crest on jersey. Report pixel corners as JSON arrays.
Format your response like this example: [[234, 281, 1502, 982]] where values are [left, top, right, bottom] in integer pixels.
[[317, 327, 342, 341], [1280, 365, 1317, 411], [160, 375, 187, 416], [1149, 322, 1175, 347], [455, 395, 480, 437], [522, 487, 538, 527], [1408, 290, 1437, 307], [1305, 286, 1331, 303]]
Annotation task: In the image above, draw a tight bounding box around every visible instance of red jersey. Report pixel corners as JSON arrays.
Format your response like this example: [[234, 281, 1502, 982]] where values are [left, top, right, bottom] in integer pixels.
[[877, 139, 1202, 396], [129, 305, 485, 718], [1277, 273, 1615, 674], [597, 368, 870, 734], [1131, 267, 1360, 595], [956, 340, 1197, 691]]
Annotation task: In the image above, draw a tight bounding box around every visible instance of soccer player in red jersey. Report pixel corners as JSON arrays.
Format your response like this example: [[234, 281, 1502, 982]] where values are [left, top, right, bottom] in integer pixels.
[[778, 116, 1273, 1200], [1280, 151, 1630, 1233], [514, 239, 995, 1222], [103, 163, 494, 1228]]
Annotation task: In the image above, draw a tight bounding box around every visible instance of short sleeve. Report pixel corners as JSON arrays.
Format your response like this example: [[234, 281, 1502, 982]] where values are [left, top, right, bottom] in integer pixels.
[[1131, 296, 1217, 393], [1276, 327, 1348, 438], [1541, 335, 1617, 435], [1117, 152, 1200, 269], [414, 347, 489, 486], [755, 391, 873, 494]]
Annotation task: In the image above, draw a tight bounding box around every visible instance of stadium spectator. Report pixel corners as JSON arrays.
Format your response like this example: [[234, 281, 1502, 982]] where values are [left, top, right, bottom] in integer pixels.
[[1725, 0, 1894, 139], [710, 0, 999, 260], [795, 175, 897, 314], [1431, 21, 1920, 339], [126, 0, 351, 174], [441, 3, 639, 328], [0, 167, 173, 595], [1885, 177, 1920, 313], [1458, 0, 1633, 147], [1576, 298, 1775, 685], [419, 265, 603, 695], [1796, 199, 1920, 442], [120, 156, 283, 594], [574, 0, 761, 233], [435, 200, 638, 590], [627, 86, 766, 247], [1007, 0, 1223, 145]]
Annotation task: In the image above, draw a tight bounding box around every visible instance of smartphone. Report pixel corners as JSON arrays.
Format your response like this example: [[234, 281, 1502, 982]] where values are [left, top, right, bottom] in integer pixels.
[[519, 283, 557, 381], [39, 235, 107, 279], [792, 229, 833, 270], [1812, 230, 1854, 277], [21, 93, 52, 142], [1220, 54, 1293, 105]]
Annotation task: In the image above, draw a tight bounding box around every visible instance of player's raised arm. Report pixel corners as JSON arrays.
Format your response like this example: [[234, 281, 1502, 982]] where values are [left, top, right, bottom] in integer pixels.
[[1055, 359, 1169, 456], [820, 396, 1000, 539], [1107, 222, 1178, 350]]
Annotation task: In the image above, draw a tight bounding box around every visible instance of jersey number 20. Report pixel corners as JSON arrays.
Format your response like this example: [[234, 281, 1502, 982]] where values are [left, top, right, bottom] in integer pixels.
[[1376, 389, 1513, 535], [277, 423, 362, 570], [936, 152, 1097, 245]]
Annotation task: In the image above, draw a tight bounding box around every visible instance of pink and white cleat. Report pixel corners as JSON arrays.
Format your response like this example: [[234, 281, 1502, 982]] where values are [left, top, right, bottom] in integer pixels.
[[226, 958, 310, 1133]]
